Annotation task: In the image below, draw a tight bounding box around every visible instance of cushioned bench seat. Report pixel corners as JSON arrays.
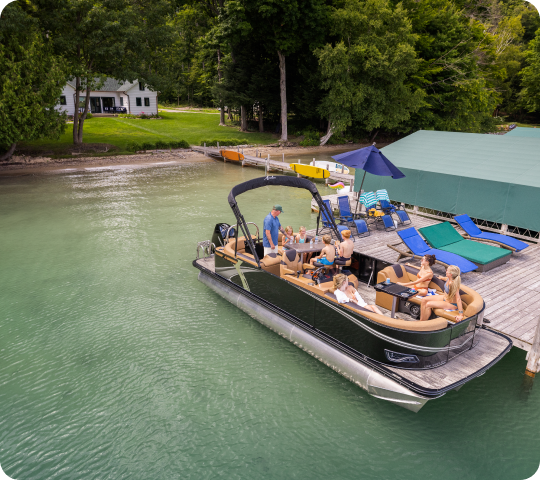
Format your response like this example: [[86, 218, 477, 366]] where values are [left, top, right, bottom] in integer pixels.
[[419, 222, 511, 272]]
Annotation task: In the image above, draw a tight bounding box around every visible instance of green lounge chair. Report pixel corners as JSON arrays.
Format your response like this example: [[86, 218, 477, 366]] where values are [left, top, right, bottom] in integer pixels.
[[418, 222, 511, 273]]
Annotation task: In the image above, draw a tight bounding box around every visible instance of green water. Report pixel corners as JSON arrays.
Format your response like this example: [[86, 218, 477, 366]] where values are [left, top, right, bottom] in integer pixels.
[[1, 160, 539, 480]]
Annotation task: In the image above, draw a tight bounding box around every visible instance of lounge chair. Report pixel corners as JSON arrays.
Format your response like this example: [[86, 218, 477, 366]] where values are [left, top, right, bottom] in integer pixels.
[[390, 227, 478, 273], [337, 195, 357, 226], [454, 214, 529, 253], [376, 189, 411, 224], [379, 215, 396, 232], [352, 219, 369, 237], [419, 222, 511, 273], [317, 199, 337, 237]]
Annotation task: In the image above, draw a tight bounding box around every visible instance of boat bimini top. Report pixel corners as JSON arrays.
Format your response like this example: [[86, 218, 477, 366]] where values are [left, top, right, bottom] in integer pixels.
[[227, 176, 343, 266]]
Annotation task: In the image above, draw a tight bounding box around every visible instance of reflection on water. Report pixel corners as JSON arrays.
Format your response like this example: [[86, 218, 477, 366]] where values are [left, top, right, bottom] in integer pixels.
[[0, 161, 539, 480]]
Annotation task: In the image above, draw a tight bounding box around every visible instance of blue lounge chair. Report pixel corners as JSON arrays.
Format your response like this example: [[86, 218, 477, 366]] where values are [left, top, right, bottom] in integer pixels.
[[395, 209, 412, 225], [454, 214, 529, 253], [379, 215, 396, 231], [317, 199, 338, 237], [393, 227, 478, 273], [353, 219, 369, 237], [337, 195, 356, 226], [376, 190, 397, 215]]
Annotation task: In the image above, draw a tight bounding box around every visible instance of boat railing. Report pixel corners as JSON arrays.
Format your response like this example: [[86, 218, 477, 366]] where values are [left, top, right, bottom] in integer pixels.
[[197, 240, 215, 259], [225, 222, 260, 244]]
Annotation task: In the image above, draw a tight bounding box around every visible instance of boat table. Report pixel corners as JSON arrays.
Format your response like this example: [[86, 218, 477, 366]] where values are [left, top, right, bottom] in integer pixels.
[[373, 281, 417, 318], [287, 242, 326, 254]]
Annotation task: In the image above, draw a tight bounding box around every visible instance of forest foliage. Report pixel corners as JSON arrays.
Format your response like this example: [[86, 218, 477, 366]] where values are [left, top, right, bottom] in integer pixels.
[[1, 0, 540, 153]]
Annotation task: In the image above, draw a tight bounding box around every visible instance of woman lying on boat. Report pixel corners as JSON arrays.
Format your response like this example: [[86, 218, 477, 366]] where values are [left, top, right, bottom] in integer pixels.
[[419, 265, 464, 322], [397, 254, 436, 297], [333, 274, 383, 315]]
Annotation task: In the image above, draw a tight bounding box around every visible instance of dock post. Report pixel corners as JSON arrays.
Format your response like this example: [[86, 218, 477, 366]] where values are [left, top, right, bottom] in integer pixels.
[[217, 141, 220, 149], [312, 158, 315, 166], [501, 224, 508, 234], [282, 153, 285, 163], [204, 142, 207, 156], [525, 316, 540, 377], [413, 205, 419, 214], [256, 148, 258, 157]]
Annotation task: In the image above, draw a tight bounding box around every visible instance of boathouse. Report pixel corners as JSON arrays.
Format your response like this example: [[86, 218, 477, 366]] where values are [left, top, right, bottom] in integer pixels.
[[359, 129, 540, 237]]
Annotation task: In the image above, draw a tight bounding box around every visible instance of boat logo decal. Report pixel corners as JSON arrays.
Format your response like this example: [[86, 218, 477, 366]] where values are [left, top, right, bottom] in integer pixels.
[[233, 260, 250, 292]]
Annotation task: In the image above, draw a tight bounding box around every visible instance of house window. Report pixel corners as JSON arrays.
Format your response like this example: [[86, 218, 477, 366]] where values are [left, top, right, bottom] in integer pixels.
[[136, 97, 142, 107], [139, 82, 144, 91], [144, 98, 150, 107], [120, 97, 124, 106], [60, 95, 67, 105]]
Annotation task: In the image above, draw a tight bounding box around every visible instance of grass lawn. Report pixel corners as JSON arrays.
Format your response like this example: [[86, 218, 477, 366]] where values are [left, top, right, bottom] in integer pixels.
[[19, 112, 277, 156]]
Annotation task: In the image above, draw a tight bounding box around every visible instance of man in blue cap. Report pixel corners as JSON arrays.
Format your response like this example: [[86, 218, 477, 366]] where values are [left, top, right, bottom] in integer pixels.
[[263, 205, 285, 256]]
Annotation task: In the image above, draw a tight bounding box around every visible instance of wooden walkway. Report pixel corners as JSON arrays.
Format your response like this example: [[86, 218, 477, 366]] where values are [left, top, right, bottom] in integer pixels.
[[191, 145, 355, 185], [307, 199, 540, 353]]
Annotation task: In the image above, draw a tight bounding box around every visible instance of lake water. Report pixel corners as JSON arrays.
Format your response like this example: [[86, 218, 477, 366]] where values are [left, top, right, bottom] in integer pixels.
[[1, 159, 539, 480]]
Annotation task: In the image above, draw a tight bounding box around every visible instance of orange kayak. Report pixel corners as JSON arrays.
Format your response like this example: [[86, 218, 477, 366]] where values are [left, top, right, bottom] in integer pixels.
[[220, 150, 244, 162]]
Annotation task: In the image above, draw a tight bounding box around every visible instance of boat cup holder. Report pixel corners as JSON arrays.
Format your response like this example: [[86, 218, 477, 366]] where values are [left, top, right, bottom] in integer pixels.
[[400, 301, 421, 320]]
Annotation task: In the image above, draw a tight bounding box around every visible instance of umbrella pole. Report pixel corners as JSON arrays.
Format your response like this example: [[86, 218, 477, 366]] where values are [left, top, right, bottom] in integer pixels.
[[354, 171, 367, 216]]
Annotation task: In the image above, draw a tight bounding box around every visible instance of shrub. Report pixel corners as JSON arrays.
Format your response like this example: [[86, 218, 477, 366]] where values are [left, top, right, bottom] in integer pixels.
[[199, 138, 248, 147], [141, 142, 155, 151], [169, 140, 190, 149], [154, 140, 169, 149], [118, 113, 137, 119], [85, 112, 93, 119], [126, 142, 142, 152], [328, 134, 348, 145], [299, 128, 320, 147]]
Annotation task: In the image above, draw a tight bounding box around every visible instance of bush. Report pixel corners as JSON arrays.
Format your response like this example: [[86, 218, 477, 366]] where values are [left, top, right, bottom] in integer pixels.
[[154, 140, 169, 149], [169, 140, 190, 149], [327, 134, 348, 145], [85, 112, 93, 119], [200, 138, 248, 147], [141, 142, 155, 151], [118, 113, 138, 119], [299, 128, 321, 147], [126, 142, 142, 152]]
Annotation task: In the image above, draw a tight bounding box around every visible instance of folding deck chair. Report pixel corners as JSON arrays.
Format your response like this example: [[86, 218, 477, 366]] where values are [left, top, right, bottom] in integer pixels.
[[454, 214, 529, 253], [376, 189, 411, 225], [390, 227, 478, 273]]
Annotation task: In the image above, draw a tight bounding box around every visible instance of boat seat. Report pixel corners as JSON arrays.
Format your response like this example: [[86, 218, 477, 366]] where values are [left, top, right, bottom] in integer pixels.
[[280, 249, 302, 277], [376, 264, 483, 322], [324, 292, 371, 313], [223, 235, 257, 257], [260, 253, 281, 276]]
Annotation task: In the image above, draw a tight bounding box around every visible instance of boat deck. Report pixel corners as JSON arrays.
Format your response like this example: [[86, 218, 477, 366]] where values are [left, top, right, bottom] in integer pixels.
[[195, 256, 511, 392], [307, 195, 540, 352]]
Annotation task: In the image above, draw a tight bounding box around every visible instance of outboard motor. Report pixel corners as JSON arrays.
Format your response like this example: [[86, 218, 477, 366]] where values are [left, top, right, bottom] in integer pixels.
[[212, 223, 235, 247]]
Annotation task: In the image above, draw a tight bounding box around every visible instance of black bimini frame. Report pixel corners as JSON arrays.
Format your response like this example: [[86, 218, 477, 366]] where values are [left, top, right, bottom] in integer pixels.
[[227, 176, 343, 267]]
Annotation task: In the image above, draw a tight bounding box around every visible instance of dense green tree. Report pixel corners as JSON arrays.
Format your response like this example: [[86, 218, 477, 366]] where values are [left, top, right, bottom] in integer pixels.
[[0, 4, 67, 161], [316, 0, 424, 144], [521, 28, 540, 112], [25, 0, 173, 144]]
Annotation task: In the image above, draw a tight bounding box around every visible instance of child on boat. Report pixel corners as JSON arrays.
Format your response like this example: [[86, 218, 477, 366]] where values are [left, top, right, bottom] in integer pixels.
[[296, 226, 308, 244], [282, 226, 295, 250], [333, 274, 383, 314], [310, 234, 335, 266], [334, 229, 354, 262]]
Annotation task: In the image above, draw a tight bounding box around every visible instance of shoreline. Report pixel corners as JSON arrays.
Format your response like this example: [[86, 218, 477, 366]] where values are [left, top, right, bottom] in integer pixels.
[[0, 142, 390, 176]]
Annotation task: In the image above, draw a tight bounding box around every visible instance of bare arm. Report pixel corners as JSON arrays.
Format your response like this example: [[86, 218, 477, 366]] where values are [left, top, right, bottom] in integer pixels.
[[265, 229, 274, 248]]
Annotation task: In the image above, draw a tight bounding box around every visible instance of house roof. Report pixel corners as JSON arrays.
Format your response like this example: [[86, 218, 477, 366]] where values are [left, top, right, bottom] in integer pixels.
[[66, 77, 139, 92]]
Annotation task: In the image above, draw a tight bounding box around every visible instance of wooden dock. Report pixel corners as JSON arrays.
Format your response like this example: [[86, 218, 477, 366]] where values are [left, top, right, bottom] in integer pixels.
[[191, 145, 355, 185], [306, 204, 540, 355]]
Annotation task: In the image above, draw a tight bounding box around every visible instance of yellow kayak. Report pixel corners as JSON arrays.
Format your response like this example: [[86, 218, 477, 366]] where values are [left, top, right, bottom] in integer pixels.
[[290, 163, 331, 179]]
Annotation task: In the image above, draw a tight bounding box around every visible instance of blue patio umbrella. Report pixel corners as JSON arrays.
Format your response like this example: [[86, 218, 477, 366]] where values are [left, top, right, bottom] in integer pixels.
[[332, 144, 405, 195]]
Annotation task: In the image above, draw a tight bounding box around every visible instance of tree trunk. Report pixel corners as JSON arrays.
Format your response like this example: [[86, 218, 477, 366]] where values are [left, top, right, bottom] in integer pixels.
[[240, 105, 248, 132], [0, 142, 17, 162], [277, 50, 287, 142], [258, 104, 264, 132], [227, 107, 232, 121], [76, 81, 91, 144], [320, 120, 334, 146], [370, 129, 379, 144], [218, 49, 226, 126], [73, 76, 81, 144]]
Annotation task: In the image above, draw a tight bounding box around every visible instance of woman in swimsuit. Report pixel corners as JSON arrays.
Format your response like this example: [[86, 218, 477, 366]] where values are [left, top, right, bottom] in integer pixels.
[[419, 265, 464, 322], [333, 274, 383, 314], [397, 254, 435, 297]]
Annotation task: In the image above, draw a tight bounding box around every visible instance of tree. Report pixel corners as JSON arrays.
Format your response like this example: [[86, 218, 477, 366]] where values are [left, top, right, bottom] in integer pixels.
[[26, 0, 173, 144], [521, 28, 540, 112], [0, 4, 67, 161], [316, 0, 424, 144]]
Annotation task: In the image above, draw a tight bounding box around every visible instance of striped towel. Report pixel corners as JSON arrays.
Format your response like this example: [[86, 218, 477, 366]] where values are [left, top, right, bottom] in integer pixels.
[[376, 189, 390, 202], [360, 191, 377, 208]]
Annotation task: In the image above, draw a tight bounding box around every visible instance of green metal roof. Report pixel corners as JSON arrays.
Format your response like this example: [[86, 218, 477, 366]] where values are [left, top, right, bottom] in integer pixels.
[[379, 130, 540, 188], [504, 127, 540, 139]]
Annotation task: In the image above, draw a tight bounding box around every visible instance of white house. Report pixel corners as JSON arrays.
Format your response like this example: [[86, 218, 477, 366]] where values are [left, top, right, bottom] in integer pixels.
[[57, 78, 158, 116]]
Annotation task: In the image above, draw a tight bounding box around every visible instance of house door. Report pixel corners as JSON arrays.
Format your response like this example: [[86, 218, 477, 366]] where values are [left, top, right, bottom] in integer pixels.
[[101, 97, 115, 113], [90, 97, 102, 113]]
